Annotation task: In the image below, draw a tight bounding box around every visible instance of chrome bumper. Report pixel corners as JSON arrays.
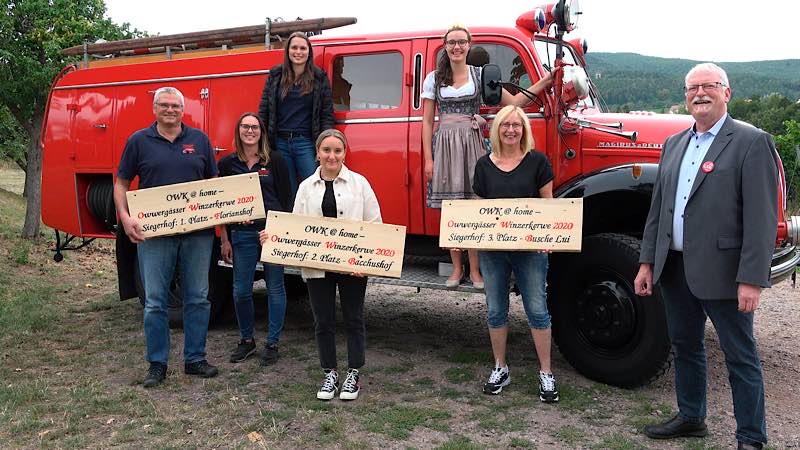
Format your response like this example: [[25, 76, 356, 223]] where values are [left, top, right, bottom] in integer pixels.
[[771, 243, 800, 284]]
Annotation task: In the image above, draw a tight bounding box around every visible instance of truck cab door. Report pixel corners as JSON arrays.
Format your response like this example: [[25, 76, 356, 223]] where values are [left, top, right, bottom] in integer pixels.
[[323, 42, 412, 229]]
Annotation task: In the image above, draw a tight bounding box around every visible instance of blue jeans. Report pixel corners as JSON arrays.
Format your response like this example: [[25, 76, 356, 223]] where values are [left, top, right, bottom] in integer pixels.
[[660, 251, 767, 446], [275, 136, 317, 196], [478, 251, 550, 329], [230, 228, 287, 344], [138, 231, 213, 364]]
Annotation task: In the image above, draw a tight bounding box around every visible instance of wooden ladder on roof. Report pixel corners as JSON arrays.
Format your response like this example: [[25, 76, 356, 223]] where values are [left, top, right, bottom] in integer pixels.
[[62, 17, 356, 67]]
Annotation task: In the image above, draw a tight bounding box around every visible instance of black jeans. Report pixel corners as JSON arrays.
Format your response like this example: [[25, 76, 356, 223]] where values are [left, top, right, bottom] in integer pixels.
[[306, 272, 367, 370]]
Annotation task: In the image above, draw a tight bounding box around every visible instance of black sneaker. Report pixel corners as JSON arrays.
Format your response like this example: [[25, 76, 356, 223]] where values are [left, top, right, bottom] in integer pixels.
[[143, 362, 167, 388], [339, 368, 361, 401], [483, 366, 510, 395], [229, 339, 256, 363], [316, 370, 338, 401], [184, 360, 219, 378], [259, 342, 279, 367], [539, 371, 559, 403]]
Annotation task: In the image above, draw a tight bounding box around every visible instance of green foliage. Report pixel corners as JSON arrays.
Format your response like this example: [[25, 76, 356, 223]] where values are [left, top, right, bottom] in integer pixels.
[[586, 53, 800, 112], [0, 106, 26, 169], [774, 120, 800, 207], [0, 0, 145, 167]]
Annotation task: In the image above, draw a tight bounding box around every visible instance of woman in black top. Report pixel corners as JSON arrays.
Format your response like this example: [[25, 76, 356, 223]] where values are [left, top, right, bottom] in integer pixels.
[[218, 112, 292, 366], [258, 31, 334, 195], [472, 105, 559, 403]]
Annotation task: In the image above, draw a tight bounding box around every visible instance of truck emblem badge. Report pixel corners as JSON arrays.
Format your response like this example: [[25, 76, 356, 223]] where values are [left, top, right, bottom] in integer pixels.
[[701, 161, 714, 173], [258, 167, 269, 176], [182, 144, 195, 154]]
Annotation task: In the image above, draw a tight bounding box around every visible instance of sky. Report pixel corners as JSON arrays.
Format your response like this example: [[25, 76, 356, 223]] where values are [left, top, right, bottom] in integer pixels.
[[103, 0, 799, 63]]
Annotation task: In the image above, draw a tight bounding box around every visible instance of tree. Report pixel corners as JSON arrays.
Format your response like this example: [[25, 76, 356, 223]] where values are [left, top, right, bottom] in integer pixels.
[[0, 0, 144, 238], [775, 119, 800, 208]]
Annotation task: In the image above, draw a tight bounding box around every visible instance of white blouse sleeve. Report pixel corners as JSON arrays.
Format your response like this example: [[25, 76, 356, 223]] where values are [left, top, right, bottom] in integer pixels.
[[421, 71, 437, 100]]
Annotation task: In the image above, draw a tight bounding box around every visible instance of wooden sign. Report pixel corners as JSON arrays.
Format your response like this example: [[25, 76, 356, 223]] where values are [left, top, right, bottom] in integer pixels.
[[126, 173, 265, 237], [439, 198, 583, 251], [260, 211, 406, 278]]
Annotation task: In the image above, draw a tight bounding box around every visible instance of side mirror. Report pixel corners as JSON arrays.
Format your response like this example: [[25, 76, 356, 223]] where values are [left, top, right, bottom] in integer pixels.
[[481, 64, 502, 106]]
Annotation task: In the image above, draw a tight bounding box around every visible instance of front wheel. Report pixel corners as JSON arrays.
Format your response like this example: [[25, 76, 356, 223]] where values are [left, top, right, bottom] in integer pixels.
[[548, 233, 671, 388]]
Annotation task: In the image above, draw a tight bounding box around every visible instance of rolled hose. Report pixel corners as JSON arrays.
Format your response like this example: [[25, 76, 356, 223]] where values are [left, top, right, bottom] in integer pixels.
[[86, 177, 117, 231]]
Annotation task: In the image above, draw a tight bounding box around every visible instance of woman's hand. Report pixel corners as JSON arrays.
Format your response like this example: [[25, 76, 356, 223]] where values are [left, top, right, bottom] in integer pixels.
[[220, 240, 233, 264], [424, 158, 434, 181], [258, 230, 268, 245], [350, 272, 365, 278]]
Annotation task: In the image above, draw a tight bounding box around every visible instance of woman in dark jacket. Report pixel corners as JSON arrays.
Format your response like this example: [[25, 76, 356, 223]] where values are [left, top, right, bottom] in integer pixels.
[[258, 31, 334, 195], [218, 112, 292, 366]]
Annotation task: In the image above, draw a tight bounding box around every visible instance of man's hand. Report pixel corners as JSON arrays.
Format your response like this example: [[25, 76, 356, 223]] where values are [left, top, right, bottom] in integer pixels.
[[634, 263, 654, 296], [737, 283, 762, 313], [220, 240, 233, 264], [121, 215, 146, 244]]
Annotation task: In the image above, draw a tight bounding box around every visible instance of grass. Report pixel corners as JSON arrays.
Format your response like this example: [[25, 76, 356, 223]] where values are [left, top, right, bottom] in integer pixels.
[[0, 181, 794, 448], [362, 405, 450, 439]]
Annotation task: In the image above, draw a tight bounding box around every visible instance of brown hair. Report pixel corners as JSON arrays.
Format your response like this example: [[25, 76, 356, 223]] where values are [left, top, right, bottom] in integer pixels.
[[233, 112, 270, 164], [435, 25, 472, 89], [315, 128, 347, 151], [280, 32, 315, 98]]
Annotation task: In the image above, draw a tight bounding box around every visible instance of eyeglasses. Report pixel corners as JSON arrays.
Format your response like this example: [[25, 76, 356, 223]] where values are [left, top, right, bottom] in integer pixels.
[[500, 122, 523, 130], [156, 102, 183, 110], [684, 82, 726, 94], [239, 124, 260, 132], [445, 39, 469, 48]]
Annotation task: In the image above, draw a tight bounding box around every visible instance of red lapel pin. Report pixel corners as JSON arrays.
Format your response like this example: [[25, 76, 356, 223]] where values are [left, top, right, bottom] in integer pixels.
[[701, 161, 714, 173]]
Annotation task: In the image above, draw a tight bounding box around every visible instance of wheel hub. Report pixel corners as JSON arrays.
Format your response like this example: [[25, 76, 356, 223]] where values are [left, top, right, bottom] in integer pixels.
[[573, 280, 637, 350]]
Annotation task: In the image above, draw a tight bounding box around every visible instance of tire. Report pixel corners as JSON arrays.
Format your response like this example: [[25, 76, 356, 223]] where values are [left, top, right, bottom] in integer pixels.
[[548, 233, 672, 388], [134, 242, 233, 329]]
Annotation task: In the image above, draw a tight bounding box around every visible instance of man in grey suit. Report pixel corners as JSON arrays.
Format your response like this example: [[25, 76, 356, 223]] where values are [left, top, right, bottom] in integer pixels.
[[634, 63, 778, 450]]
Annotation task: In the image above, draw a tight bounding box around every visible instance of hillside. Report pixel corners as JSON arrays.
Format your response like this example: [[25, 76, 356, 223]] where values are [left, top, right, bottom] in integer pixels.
[[585, 53, 800, 112]]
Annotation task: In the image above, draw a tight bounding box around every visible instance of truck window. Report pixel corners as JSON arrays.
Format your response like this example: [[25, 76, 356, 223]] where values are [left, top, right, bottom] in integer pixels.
[[439, 43, 534, 98], [332, 53, 403, 111], [533, 39, 596, 109]]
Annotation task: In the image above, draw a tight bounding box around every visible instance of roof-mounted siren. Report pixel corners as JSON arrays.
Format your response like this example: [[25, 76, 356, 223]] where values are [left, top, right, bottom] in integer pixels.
[[569, 37, 588, 59], [516, 8, 547, 33], [561, 65, 590, 107]]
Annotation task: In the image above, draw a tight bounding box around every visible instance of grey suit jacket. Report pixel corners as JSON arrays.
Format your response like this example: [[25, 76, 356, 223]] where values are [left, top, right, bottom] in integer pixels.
[[639, 115, 779, 299]]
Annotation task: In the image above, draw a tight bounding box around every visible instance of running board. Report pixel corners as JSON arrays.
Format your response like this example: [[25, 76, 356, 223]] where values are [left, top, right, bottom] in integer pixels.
[[217, 257, 484, 294]]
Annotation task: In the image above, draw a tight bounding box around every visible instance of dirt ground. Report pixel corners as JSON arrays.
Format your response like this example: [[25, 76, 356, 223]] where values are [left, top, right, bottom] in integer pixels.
[[354, 279, 800, 448]]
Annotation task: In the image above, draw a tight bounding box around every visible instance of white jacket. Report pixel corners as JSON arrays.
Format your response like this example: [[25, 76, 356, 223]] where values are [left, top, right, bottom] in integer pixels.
[[292, 164, 382, 279]]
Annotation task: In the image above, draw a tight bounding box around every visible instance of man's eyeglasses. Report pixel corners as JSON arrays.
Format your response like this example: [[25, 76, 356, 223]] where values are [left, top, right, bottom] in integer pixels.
[[156, 102, 183, 110], [239, 124, 260, 132], [684, 82, 726, 94], [499, 122, 523, 130], [445, 39, 469, 48]]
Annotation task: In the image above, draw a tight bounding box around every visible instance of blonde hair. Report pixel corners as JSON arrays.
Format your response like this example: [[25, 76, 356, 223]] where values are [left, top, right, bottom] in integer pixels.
[[489, 105, 534, 154]]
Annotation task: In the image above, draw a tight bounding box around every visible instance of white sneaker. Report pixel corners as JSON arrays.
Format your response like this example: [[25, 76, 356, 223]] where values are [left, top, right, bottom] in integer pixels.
[[339, 368, 361, 401], [316, 370, 338, 400], [539, 371, 559, 403], [483, 366, 510, 395]]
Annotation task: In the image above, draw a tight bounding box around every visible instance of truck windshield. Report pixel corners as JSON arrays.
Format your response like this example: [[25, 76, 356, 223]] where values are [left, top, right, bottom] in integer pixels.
[[533, 39, 596, 109]]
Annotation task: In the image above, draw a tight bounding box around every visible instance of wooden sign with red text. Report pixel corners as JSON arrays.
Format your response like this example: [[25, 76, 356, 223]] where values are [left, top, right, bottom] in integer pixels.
[[260, 211, 406, 278], [439, 198, 583, 251], [126, 173, 265, 237]]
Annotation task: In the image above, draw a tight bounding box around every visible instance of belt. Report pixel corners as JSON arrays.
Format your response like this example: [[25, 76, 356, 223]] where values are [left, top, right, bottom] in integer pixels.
[[277, 130, 311, 139]]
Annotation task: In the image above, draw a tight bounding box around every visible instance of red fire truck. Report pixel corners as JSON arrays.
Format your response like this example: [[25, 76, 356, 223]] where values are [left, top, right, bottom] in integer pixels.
[[40, 1, 799, 387]]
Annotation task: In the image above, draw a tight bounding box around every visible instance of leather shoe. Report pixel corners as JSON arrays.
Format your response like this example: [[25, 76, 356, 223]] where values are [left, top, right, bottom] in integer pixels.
[[644, 414, 707, 439], [738, 442, 763, 450]]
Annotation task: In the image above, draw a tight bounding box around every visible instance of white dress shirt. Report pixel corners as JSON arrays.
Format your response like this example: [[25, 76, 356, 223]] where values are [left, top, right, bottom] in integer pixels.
[[671, 114, 728, 251]]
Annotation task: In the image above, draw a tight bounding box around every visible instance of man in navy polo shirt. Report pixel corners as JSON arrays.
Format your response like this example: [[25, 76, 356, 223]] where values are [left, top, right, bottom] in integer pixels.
[[113, 86, 220, 388]]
